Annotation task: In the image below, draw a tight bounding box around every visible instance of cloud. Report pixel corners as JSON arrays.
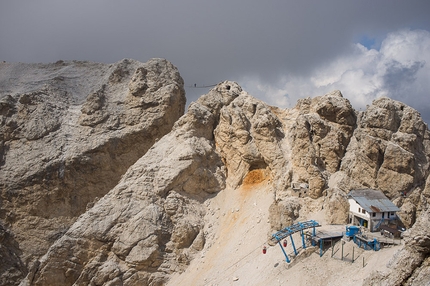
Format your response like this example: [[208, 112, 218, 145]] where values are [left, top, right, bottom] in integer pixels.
[[241, 29, 430, 123], [1, 2, 430, 123]]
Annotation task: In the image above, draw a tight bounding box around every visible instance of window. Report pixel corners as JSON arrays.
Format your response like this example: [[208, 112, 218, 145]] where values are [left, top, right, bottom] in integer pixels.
[[391, 212, 394, 216], [362, 209, 366, 214], [358, 207, 361, 213], [372, 213, 376, 217], [382, 212, 385, 218]]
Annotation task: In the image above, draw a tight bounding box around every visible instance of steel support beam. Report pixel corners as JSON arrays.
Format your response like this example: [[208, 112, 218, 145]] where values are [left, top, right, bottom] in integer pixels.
[[278, 240, 290, 263], [301, 230, 306, 249], [290, 234, 297, 256]]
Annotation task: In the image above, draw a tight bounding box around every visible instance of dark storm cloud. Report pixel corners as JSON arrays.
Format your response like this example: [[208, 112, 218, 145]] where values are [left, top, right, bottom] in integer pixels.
[[1, 0, 430, 122], [2, 1, 429, 74], [383, 60, 424, 96], [381, 59, 429, 124]]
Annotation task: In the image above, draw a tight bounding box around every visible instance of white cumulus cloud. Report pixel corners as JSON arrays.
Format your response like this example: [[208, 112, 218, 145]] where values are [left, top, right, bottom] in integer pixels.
[[241, 29, 430, 123]]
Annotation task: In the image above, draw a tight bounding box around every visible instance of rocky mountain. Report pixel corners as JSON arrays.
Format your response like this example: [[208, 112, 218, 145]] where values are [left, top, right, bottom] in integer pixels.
[[0, 58, 185, 285], [1, 58, 429, 286]]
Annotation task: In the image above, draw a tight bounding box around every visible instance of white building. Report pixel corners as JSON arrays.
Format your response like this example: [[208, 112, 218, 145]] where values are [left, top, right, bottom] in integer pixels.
[[348, 189, 400, 232]]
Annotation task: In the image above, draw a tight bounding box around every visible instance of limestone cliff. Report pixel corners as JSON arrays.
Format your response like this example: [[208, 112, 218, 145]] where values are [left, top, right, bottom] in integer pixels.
[[1, 59, 430, 286], [28, 82, 240, 286], [0, 58, 185, 285]]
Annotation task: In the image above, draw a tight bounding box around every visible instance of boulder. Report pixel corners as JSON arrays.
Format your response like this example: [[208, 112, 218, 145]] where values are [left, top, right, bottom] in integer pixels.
[[323, 188, 349, 224], [268, 198, 301, 230]]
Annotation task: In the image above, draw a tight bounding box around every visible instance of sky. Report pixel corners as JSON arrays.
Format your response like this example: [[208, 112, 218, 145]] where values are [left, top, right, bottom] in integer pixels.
[[1, 0, 430, 124]]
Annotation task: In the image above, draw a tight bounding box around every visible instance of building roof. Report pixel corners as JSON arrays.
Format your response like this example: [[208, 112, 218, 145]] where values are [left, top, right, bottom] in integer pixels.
[[348, 189, 400, 213]]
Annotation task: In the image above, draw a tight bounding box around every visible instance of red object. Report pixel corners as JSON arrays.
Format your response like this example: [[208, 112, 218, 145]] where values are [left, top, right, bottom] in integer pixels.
[[262, 246, 267, 254], [283, 239, 287, 247]]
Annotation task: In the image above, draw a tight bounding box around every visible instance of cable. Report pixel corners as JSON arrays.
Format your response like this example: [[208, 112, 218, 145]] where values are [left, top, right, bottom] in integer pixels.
[[187, 84, 217, 88], [202, 238, 273, 285]]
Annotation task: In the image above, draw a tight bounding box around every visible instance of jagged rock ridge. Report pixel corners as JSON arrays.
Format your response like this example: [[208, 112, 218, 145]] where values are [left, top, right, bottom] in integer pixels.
[[1, 58, 429, 286]]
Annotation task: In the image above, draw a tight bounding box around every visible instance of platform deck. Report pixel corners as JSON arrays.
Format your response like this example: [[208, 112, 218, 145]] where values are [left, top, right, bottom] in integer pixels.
[[312, 230, 344, 242]]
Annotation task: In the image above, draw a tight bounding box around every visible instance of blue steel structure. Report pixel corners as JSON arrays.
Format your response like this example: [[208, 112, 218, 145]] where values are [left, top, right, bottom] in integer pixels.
[[353, 235, 381, 251], [345, 225, 360, 237], [345, 225, 381, 251], [272, 220, 320, 263]]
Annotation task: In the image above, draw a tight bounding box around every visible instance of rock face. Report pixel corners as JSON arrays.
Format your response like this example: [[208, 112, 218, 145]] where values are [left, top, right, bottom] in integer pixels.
[[214, 93, 287, 192], [0, 58, 185, 285], [340, 98, 429, 198], [288, 90, 357, 199], [1, 59, 430, 286], [29, 81, 240, 286]]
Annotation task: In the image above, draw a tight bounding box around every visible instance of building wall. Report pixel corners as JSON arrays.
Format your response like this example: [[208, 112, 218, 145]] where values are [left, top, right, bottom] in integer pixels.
[[348, 199, 370, 219], [348, 198, 398, 232], [368, 211, 397, 220]]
